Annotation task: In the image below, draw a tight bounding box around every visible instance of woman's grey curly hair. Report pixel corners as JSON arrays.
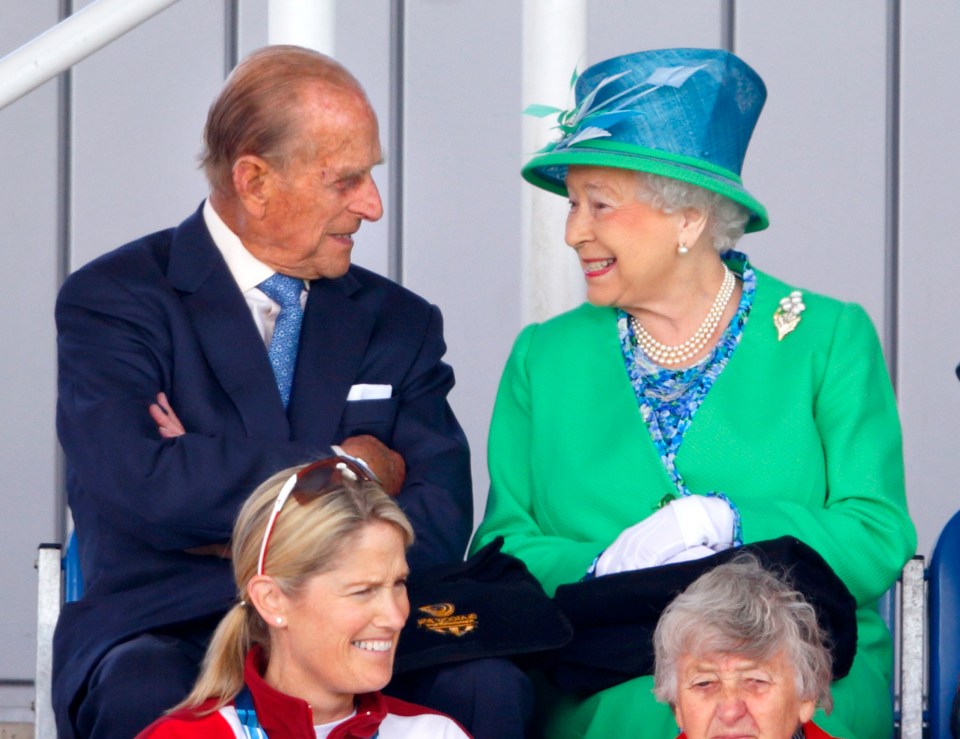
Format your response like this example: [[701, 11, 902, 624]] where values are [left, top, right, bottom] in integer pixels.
[[652, 552, 834, 713], [636, 172, 751, 253]]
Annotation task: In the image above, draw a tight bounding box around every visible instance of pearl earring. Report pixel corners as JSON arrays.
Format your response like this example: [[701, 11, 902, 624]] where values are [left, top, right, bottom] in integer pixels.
[[275, 617, 283, 625], [677, 242, 689, 255]]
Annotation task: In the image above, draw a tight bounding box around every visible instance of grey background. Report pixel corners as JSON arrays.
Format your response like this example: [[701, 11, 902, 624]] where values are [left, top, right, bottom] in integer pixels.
[[2, 0, 956, 719]]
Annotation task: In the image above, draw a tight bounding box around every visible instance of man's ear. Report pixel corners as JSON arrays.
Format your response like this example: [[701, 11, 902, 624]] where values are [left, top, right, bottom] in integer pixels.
[[231, 155, 275, 219], [246, 574, 289, 626]]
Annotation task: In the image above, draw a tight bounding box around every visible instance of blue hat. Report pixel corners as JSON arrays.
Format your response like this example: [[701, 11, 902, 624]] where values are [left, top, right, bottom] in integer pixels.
[[522, 48, 769, 232]]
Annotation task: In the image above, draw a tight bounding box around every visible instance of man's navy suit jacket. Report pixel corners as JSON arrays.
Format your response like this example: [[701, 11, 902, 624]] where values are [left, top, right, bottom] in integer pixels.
[[52, 205, 472, 732]]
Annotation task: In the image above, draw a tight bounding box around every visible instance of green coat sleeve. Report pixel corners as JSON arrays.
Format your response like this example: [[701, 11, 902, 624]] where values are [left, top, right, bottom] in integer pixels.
[[734, 302, 915, 605], [472, 324, 603, 594]]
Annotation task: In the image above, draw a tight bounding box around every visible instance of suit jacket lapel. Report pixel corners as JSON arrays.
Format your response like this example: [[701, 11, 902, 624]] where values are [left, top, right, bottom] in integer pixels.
[[288, 271, 374, 444], [167, 206, 290, 437]]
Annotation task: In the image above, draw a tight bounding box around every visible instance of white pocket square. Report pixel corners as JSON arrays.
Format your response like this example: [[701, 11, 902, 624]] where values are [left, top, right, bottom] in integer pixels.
[[347, 383, 393, 401]]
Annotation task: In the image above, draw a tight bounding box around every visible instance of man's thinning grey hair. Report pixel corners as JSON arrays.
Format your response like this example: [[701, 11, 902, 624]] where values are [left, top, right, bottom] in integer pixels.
[[652, 552, 834, 713], [200, 45, 368, 195], [636, 172, 750, 253]]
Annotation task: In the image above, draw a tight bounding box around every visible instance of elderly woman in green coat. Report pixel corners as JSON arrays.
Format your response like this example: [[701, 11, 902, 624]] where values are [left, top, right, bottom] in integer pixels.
[[471, 48, 915, 739]]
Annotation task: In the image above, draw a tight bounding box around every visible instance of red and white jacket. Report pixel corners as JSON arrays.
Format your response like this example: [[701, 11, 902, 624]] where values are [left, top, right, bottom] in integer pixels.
[[137, 647, 471, 739]]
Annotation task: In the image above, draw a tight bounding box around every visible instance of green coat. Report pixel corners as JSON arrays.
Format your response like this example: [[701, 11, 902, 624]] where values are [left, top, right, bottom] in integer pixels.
[[472, 267, 916, 739]]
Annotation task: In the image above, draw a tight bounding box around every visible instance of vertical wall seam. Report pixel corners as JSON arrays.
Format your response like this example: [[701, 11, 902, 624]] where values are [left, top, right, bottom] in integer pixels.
[[224, 0, 239, 76], [55, 0, 74, 544], [721, 0, 736, 52], [885, 0, 901, 391], [388, 0, 405, 284]]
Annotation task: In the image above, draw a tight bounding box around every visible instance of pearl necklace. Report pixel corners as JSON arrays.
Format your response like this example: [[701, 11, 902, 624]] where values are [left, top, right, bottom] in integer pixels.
[[630, 263, 736, 367]]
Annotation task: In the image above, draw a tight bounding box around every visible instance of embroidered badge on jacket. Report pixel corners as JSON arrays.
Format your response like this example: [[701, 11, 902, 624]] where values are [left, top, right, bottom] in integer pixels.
[[416, 602, 478, 637]]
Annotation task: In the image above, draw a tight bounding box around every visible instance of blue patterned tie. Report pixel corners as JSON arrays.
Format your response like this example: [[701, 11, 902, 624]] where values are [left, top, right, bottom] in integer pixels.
[[258, 274, 304, 408]]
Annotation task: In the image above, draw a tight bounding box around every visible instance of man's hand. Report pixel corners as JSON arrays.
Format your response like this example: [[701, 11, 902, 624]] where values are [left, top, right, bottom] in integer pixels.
[[148, 393, 230, 556], [148, 393, 230, 559], [339, 434, 406, 496], [149, 391, 185, 438]]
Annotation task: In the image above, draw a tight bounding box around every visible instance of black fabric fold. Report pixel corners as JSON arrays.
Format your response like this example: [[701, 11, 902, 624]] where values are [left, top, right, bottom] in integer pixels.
[[394, 537, 573, 673], [543, 537, 858, 695]]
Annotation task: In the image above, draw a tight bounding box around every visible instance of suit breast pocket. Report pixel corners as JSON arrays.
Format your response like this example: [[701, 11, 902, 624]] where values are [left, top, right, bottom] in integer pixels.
[[340, 397, 400, 437]]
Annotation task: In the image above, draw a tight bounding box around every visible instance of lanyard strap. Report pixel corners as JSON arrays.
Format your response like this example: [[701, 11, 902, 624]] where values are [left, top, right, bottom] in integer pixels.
[[234, 687, 268, 739]]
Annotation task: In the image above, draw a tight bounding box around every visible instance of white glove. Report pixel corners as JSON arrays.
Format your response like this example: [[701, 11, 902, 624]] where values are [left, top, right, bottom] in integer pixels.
[[672, 495, 735, 552], [594, 496, 735, 577]]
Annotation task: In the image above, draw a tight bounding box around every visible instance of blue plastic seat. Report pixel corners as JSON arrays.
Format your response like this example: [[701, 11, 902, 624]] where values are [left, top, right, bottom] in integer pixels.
[[929, 509, 960, 738], [64, 529, 83, 602]]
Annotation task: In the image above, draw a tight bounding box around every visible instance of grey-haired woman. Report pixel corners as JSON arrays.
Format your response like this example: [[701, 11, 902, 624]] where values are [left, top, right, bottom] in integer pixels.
[[472, 47, 914, 738], [653, 554, 838, 739]]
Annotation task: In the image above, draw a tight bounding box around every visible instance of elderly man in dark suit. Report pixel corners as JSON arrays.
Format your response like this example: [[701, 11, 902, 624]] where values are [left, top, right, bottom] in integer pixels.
[[53, 45, 527, 739]]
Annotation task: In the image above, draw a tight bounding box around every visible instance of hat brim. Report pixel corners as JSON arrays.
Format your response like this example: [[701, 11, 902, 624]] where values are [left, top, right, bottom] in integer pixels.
[[522, 140, 769, 234]]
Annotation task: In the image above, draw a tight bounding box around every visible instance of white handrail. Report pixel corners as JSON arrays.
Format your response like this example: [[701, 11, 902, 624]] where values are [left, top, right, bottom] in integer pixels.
[[0, 0, 181, 111]]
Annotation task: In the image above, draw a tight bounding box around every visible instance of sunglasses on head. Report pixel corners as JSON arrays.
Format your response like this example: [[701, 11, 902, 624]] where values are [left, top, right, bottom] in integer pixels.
[[256, 451, 378, 576]]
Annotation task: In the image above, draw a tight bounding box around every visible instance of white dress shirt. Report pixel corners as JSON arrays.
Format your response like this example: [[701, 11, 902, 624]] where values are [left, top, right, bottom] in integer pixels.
[[202, 199, 308, 349]]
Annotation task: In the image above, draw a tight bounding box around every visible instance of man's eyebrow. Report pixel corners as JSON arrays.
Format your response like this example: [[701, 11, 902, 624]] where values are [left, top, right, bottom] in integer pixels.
[[334, 159, 385, 181]]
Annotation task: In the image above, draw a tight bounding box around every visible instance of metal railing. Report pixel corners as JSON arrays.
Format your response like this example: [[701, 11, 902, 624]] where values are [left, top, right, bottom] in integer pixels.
[[0, 0, 181, 111]]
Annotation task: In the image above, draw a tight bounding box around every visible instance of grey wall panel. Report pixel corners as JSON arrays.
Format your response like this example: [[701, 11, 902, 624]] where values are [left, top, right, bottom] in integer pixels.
[[334, 1, 392, 278], [587, 0, 723, 62], [0, 0, 62, 695], [70, 0, 225, 270], [736, 1, 889, 332], [402, 1, 524, 526], [899, 2, 960, 557], [238, 0, 269, 55]]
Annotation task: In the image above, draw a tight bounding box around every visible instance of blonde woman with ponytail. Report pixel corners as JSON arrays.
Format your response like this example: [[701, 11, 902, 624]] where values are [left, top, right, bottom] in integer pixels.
[[137, 456, 471, 739]]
